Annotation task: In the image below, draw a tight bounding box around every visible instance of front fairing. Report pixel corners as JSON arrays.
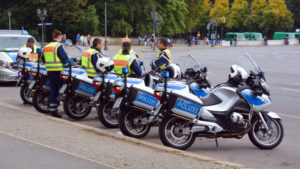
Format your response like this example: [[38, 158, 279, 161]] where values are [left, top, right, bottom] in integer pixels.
[[241, 89, 272, 112]]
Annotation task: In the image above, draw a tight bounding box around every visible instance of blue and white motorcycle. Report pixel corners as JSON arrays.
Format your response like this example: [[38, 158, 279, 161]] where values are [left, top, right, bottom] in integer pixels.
[[158, 53, 284, 150]]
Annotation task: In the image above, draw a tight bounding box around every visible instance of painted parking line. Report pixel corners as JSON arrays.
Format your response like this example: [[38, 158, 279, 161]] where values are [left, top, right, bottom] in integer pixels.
[[277, 113, 300, 119], [280, 87, 300, 93]]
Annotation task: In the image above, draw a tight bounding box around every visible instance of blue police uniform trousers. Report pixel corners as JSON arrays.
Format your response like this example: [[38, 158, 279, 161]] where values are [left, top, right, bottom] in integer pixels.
[[47, 71, 63, 114]]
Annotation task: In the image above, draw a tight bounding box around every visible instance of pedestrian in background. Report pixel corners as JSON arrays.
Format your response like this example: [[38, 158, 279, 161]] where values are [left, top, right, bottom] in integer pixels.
[[42, 30, 69, 118], [87, 35, 91, 46], [264, 35, 268, 46], [143, 35, 147, 47], [76, 33, 80, 45], [137, 35, 141, 46]]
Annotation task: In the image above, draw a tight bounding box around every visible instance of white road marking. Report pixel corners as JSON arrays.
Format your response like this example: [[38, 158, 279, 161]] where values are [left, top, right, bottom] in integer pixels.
[[280, 87, 300, 93], [295, 83, 300, 86], [277, 113, 300, 119], [0, 130, 118, 169]]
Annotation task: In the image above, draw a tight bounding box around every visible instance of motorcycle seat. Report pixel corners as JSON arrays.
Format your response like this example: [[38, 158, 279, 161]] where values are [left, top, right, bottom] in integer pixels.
[[201, 93, 222, 106]]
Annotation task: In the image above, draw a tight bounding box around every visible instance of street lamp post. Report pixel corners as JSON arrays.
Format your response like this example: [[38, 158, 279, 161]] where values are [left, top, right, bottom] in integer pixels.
[[104, 2, 108, 50], [156, 15, 162, 48], [8, 11, 11, 30], [37, 8, 47, 43], [151, 11, 157, 51]]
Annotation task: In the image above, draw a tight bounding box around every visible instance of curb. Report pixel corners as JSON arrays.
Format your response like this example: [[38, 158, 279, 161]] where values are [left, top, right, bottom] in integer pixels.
[[0, 102, 253, 169]]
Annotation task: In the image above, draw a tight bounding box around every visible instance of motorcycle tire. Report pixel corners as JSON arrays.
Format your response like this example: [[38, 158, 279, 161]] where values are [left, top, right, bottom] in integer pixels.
[[33, 89, 50, 114], [159, 116, 196, 150], [98, 101, 118, 128], [63, 93, 91, 120], [20, 84, 33, 105], [119, 108, 151, 138]]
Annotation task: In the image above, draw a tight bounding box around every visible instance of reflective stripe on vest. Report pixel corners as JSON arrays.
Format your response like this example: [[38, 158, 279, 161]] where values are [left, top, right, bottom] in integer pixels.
[[81, 48, 100, 77], [156, 49, 172, 69], [43, 42, 64, 71], [113, 54, 135, 76]]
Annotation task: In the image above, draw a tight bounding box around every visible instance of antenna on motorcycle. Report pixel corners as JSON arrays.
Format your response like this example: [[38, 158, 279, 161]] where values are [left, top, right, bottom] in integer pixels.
[[36, 48, 43, 81], [245, 52, 262, 73], [162, 71, 169, 94]]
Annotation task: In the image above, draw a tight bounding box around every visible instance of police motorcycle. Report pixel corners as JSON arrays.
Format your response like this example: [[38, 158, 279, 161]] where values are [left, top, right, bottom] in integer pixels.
[[16, 47, 39, 104], [61, 57, 117, 120], [158, 53, 284, 150], [118, 56, 214, 139], [87, 58, 121, 128]]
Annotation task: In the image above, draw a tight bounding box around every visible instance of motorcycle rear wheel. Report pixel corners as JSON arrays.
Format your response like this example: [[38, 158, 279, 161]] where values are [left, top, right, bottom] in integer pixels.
[[63, 93, 91, 120], [33, 89, 50, 114], [159, 116, 195, 150], [20, 84, 33, 104], [119, 108, 151, 138], [98, 101, 118, 128]]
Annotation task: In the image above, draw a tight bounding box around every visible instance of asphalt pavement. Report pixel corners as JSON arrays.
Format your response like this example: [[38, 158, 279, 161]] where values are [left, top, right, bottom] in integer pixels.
[[1, 45, 300, 169]]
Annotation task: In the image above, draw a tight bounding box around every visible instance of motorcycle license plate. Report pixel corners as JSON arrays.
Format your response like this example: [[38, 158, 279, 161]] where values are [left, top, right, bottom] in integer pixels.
[[28, 80, 36, 90], [113, 97, 123, 109], [59, 84, 68, 94]]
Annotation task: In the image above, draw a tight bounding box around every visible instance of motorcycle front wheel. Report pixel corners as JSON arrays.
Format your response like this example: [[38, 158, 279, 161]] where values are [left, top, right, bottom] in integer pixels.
[[20, 84, 33, 104], [248, 116, 284, 149], [33, 89, 50, 114], [98, 101, 118, 128], [119, 108, 151, 138], [159, 116, 195, 150], [63, 93, 91, 120]]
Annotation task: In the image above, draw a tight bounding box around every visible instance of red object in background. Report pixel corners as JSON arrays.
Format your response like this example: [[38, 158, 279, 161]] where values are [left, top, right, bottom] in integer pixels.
[[170, 42, 173, 47], [197, 33, 201, 37]]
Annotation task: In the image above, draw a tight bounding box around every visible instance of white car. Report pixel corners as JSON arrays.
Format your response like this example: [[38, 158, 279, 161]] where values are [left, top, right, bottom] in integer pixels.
[[0, 30, 39, 83]]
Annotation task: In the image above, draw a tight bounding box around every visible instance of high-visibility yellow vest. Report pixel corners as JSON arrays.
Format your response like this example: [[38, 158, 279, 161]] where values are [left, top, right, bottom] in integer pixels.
[[43, 42, 64, 71], [81, 48, 100, 77], [156, 49, 172, 69], [22, 45, 38, 61], [117, 49, 139, 59], [113, 53, 135, 76]]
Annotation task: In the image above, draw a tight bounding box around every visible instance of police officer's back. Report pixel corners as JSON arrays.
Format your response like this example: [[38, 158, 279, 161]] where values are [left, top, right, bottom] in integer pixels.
[[42, 30, 69, 118], [113, 42, 143, 77], [81, 38, 105, 78]]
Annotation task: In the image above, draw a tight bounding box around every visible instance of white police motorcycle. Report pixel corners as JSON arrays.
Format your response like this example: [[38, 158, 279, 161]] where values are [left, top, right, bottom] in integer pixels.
[[158, 53, 284, 150]]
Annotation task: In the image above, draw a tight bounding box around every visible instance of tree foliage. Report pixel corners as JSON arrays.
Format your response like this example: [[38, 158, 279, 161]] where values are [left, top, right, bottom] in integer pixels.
[[209, 0, 230, 27], [227, 0, 249, 31], [260, 0, 294, 31], [246, 0, 267, 31], [286, 0, 300, 29]]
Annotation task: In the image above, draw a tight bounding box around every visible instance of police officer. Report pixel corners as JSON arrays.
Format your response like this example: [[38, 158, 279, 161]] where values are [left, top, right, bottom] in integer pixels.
[[42, 30, 69, 118], [81, 38, 105, 78], [22, 38, 38, 61], [117, 38, 140, 59], [151, 38, 172, 69], [113, 42, 144, 77]]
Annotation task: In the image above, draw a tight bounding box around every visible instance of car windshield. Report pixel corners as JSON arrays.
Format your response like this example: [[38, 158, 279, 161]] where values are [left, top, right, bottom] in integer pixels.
[[0, 36, 38, 51]]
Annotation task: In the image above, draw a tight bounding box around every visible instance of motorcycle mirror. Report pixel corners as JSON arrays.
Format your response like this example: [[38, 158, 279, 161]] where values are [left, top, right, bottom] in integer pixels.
[[162, 71, 169, 78], [122, 68, 129, 74], [202, 67, 207, 73]]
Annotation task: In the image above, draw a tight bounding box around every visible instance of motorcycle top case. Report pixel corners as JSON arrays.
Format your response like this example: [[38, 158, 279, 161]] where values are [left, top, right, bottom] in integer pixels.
[[30, 65, 47, 75], [61, 68, 88, 78], [72, 76, 97, 97], [168, 90, 203, 119], [128, 85, 159, 111]]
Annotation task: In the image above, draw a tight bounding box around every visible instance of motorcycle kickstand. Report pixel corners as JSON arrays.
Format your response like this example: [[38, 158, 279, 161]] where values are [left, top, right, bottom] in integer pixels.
[[214, 133, 219, 149]]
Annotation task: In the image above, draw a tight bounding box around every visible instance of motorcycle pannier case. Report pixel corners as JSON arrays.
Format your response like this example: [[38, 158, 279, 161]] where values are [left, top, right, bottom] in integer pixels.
[[128, 85, 159, 111]]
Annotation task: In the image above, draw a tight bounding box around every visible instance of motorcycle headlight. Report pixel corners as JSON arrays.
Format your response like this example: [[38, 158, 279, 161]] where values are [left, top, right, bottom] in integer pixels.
[[0, 60, 10, 69]]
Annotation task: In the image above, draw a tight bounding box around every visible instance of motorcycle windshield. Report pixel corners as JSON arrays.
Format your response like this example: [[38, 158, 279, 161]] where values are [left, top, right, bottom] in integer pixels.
[[179, 55, 202, 71], [238, 52, 262, 74]]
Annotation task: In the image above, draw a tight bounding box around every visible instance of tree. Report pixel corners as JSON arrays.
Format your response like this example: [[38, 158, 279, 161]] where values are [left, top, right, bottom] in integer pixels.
[[79, 5, 99, 35], [227, 0, 249, 31], [197, 0, 213, 29], [209, 0, 230, 27], [286, 0, 300, 29], [260, 0, 294, 31], [184, 0, 205, 32], [246, 0, 267, 31]]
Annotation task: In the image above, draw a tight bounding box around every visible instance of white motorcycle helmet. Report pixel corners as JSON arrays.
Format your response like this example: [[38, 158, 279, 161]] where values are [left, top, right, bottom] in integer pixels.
[[17, 47, 32, 59], [230, 65, 249, 80], [166, 63, 181, 79], [96, 57, 114, 73]]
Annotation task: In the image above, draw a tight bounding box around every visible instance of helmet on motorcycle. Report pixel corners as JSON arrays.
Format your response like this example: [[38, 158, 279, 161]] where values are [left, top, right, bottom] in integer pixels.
[[230, 65, 249, 80], [96, 57, 114, 73], [166, 63, 181, 79], [18, 47, 32, 59]]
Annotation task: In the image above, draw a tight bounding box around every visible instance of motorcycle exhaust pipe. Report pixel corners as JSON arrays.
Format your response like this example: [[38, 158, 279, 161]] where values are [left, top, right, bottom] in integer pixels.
[[192, 119, 223, 133]]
